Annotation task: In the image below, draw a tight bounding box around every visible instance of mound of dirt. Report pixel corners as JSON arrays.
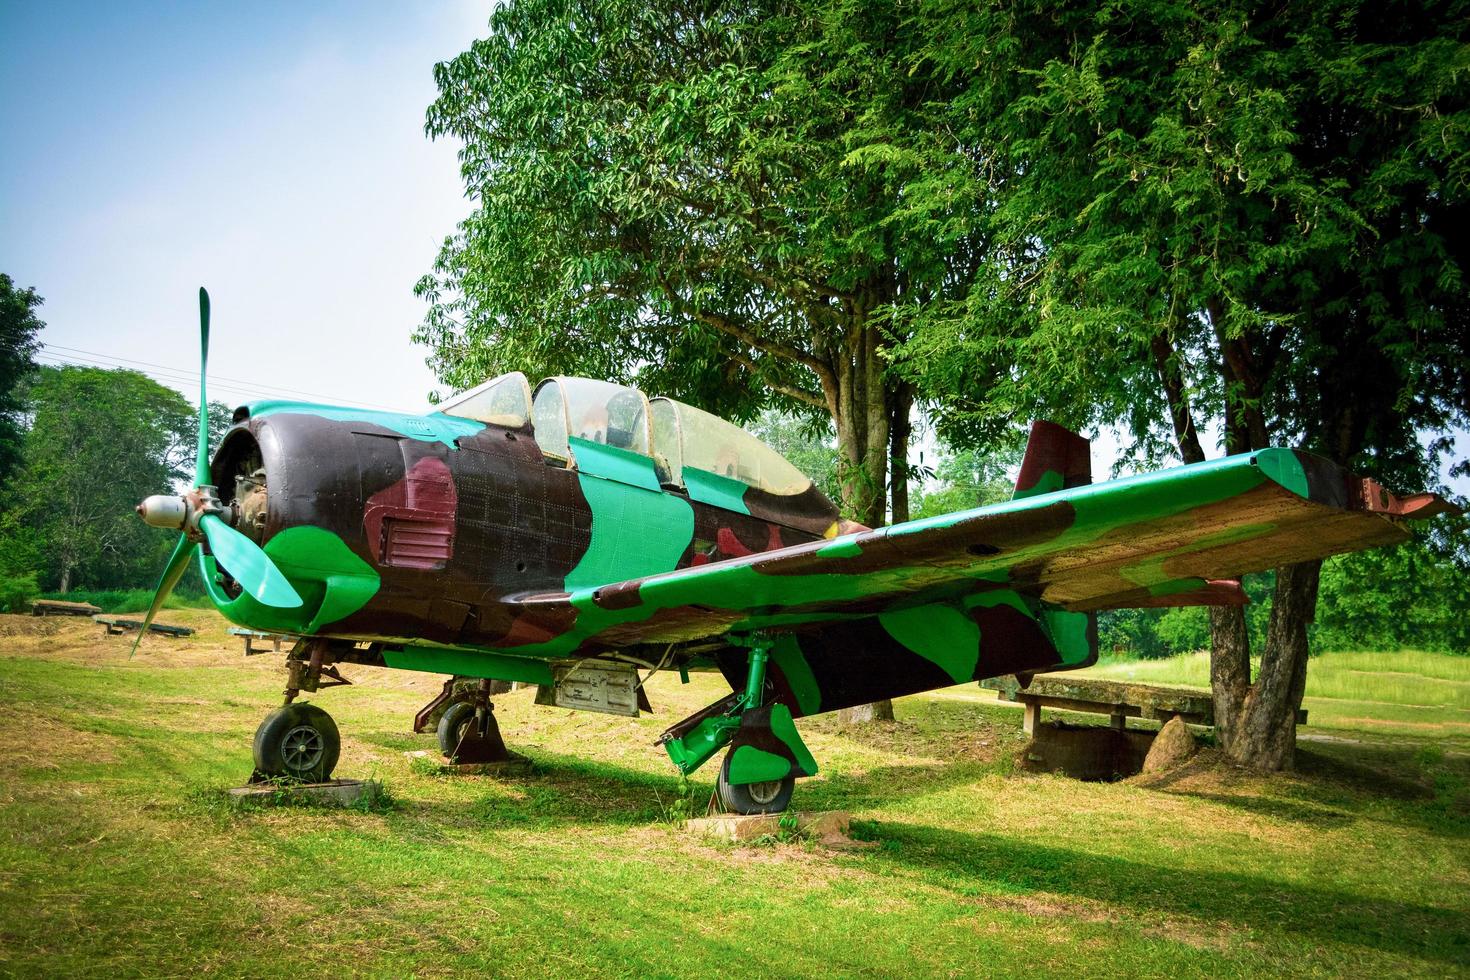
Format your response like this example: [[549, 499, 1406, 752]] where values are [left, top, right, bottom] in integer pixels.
[[0, 615, 63, 638]]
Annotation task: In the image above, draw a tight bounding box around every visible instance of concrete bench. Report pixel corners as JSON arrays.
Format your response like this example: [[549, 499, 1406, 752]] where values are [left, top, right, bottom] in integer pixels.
[[982, 674, 1307, 734], [94, 616, 194, 638]]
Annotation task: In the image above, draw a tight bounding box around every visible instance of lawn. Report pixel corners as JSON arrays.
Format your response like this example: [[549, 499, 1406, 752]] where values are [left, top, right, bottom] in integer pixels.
[[1, 611, 1467, 977], [1082, 649, 1470, 746]]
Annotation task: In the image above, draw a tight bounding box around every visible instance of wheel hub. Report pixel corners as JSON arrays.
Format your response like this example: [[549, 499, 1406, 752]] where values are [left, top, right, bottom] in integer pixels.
[[746, 779, 783, 805], [281, 724, 325, 773]]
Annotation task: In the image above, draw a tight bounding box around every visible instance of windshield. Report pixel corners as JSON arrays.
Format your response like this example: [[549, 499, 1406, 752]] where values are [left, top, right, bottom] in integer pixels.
[[437, 372, 531, 428]]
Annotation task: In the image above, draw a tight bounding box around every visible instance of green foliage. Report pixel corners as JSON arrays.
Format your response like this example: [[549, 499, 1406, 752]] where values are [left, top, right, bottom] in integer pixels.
[[910, 443, 1019, 519], [1314, 519, 1470, 654], [894, 0, 1470, 483], [0, 572, 38, 613], [416, 0, 998, 523], [0, 274, 44, 487], [0, 366, 196, 593]]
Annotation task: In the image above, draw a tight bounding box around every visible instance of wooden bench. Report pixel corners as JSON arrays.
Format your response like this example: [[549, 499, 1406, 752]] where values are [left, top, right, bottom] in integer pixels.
[[227, 628, 298, 657], [94, 616, 195, 638], [32, 599, 102, 617], [982, 674, 1307, 734]]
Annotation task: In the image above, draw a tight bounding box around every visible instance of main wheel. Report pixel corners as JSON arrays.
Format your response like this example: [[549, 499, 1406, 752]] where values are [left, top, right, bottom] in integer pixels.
[[253, 703, 341, 782], [715, 751, 795, 815], [437, 700, 477, 758]]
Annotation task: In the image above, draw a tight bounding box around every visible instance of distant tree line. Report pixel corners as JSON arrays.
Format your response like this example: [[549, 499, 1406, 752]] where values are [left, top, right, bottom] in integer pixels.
[[0, 275, 228, 609]]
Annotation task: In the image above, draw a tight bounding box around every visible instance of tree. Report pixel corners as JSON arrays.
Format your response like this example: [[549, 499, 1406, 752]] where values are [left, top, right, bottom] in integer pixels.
[[1, 367, 196, 593], [416, 0, 988, 528], [899, 0, 1470, 767], [0, 274, 44, 488]]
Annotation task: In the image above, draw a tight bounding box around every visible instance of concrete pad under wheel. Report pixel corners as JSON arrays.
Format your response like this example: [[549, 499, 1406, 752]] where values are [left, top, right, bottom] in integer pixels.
[[228, 779, 382, 808], [403, 750, 534, 776], [688, 810, 853, 843]]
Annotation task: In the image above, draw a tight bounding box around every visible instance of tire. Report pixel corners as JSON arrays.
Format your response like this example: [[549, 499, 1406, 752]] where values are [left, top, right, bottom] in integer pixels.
[[715, 751, 795, 815], [253, 703, 340, 782], [437, 700, 477, 758]]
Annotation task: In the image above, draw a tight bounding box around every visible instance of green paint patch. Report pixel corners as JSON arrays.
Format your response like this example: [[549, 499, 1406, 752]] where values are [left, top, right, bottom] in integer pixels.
[[569, 437, 663, 492], [1120, 523, 1276, 589], [1042, 609, 1093, 664], [1012, 468, 1065, 500], [565, 472, 693, 591], [683, 466, 751, 514], [769, 635, 821, 715], [816, 538, 862, 558], [202, 525, 380, 634], [727, 745, 791, 784], [244, 401, 483, 448], [768, 703, 818, 776], [879, 604, 980, 684], [1256, 447, 1311, 498]]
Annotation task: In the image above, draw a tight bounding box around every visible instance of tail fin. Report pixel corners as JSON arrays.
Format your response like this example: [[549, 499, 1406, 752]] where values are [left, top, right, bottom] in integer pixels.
[[1013, 421, 1091, 500]]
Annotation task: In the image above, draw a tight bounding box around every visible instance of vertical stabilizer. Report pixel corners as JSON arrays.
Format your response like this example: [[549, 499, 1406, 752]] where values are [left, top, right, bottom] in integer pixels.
[[1013, 421, 1092, 500]]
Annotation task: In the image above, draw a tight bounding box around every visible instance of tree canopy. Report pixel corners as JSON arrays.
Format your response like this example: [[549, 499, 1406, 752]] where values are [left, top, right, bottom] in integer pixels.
[[0, 367, 198, 594], [0, 274, 44, 487], [415, 0, 992, 525]]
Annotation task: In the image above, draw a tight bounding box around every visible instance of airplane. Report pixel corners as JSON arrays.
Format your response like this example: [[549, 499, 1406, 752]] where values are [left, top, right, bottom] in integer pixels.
[[132, 290, 1456, 813]]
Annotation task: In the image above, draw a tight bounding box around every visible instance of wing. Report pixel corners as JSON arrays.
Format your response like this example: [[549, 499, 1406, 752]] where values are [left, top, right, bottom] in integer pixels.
[[505, 448, 1454, 650]]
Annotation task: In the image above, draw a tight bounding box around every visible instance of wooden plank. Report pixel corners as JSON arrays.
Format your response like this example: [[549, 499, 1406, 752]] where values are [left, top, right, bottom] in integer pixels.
[[32, 599, 102, 617]]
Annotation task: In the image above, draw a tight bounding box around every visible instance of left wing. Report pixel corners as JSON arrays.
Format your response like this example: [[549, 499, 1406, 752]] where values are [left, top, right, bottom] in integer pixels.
[[501, 448, 1453, 652]]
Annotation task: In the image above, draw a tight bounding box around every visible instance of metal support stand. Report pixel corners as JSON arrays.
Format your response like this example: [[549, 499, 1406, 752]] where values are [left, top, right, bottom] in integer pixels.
[[448, 678, 518, 765]]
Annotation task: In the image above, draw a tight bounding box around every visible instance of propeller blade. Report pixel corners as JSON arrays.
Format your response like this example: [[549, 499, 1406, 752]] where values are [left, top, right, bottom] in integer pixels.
[[196, 287, 211, 486], [130, 535, 197, 658], [199, 513, 302, 608]]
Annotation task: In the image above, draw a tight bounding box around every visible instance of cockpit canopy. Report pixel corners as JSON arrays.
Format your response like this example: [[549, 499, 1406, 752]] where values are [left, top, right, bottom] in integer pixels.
[[437, 372, 821, 502]]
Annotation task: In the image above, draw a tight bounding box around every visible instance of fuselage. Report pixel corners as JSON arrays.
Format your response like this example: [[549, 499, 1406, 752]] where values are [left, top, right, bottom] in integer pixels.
[[204, 399, 844, 654]]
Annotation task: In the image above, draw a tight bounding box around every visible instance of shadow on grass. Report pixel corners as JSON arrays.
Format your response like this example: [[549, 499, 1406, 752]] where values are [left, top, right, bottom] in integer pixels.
[[864, 819, 1470, 965]]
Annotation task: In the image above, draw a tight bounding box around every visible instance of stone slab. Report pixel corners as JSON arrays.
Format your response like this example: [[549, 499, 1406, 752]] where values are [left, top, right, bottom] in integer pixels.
[[228, 779, 382, 808], [436, 756, 534, 777], [688, 810, 851, 843]]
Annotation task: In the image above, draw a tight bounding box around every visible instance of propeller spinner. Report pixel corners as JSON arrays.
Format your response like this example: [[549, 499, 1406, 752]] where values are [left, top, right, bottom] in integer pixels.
[[130, 288, 302, 656]]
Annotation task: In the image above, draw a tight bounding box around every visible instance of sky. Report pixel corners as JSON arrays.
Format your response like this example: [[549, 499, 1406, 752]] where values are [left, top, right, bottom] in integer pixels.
[[1, 2, 1462, 496], [1, 0, 486, 413]]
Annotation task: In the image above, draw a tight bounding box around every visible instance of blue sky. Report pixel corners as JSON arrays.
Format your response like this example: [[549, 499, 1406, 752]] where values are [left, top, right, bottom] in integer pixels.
[[1, 1, 485, 411], [2, 2, 1462, 495]]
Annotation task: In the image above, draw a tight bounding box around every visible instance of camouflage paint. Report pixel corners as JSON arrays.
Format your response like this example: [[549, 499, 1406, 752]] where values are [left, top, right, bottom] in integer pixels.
[[565, 438, 694, 591], [201, 526, 380, 634], [878, 604, 979, 684], [683, 467, 751, 514], [244, 401, 485, 448]]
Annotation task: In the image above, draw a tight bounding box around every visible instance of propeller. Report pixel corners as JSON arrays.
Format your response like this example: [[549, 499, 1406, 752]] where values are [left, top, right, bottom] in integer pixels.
[[130, 288, 302, 655]]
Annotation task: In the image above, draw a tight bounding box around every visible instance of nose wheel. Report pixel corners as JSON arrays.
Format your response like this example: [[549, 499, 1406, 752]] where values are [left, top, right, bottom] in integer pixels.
[[252, 702, 341, 782]]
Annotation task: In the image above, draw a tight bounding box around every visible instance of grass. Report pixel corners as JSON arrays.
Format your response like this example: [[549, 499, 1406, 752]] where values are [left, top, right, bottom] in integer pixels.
[[1083, 649, 1470, 745], [1, 611, 1468, 977]]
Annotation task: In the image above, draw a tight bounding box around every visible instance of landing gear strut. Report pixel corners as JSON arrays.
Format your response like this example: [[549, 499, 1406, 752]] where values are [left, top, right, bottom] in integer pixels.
[[659, 634, 818, 815], [251, 638, 351, 782]]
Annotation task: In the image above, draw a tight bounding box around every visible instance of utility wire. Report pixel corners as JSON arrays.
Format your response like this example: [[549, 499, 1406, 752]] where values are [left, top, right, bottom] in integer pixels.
[[37, 344, 396, 410]]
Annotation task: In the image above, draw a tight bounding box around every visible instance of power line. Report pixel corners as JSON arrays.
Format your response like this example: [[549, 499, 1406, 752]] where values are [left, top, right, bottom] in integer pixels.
[[37, 344, 395, 410]]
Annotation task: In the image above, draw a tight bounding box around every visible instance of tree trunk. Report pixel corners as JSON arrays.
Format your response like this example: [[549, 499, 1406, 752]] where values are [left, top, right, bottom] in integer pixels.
[[837, 699, 895, 725], [58, 566, 71, 594], [1220, 560, 1321, 769], [832, 318, 896, 725], [888, 383, 913, 524]]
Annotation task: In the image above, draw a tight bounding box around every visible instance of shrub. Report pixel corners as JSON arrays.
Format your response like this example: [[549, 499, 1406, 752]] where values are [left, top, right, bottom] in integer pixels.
[[0, 573, 39, 613]]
